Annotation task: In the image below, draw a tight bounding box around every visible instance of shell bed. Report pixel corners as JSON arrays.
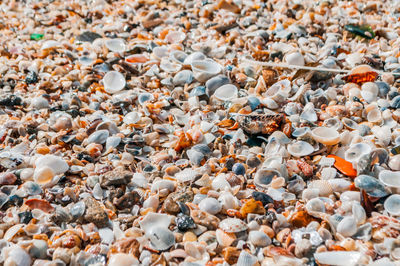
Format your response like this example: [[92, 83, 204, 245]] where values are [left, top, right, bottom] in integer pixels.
[[1, 0, 400, 265]]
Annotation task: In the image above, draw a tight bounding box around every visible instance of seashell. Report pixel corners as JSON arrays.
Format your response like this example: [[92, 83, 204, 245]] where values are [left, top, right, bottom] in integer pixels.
[[146, 226, 175, 251], [216, 229, 236, 247], [265, 79, 291, 103], [3, 246, 31, 266], [308, 180, 333, 197], [139, 212, 172, 233], [344, 143, 371, 163], [125, 54, 149, 64], [311, 127, 340, 145], [4, 224, 24, 241], [173, 70, 194, 86], [292, 127, 311, 138], [108, 253, 139, 266], [321, 167, 337, 180], [22, 181, 42, 195], [106, 136, 121, 150], [354, 175, 388, 197], [384, 194, 400, 216], [191, 60, 222, 82], [248, 230, 271, 246], [353, 222, 372, 241], [300, 102, 317, 122], [371, 125, 391, 146], [287, 141, 314, 157], [152, 46, 169, 60], [169, 50, 188, 64], [175, 168, 200, 183], [232, 163, 246, 176], [305, 198, 326, 214], [237, 250, 258, 266], [218, 192, 238, 211], [41, 40, 60, 50], [285, 52, 305, 66], [367, 108, 382, 123], [254, 168, 281, 189], [352, 202, 366, 225], [35, 155, 69, 175], [361, 82, 379, 103], [70, 201, 85, 219], [214, 84, 238, 101], [103, 71, 126, 94], [33, 166, 55, 186], [87, 129, 109, 144], [342, 118, 359, 130], [323, 117, 343, 131], [314, 251, 361, 266], [183, 52, 206, 66], [138, 93, 154, 105], [165, 31, 186, 43], [199, 197, 222, 215], [151, 180, 175, 193], [379, 170, 400, 193], [105, 38, 126, 53], [123, 111, 141, 125], [219, 218, 248, 233], [160, 57, 182, 73], [389, 154, 400, 171]]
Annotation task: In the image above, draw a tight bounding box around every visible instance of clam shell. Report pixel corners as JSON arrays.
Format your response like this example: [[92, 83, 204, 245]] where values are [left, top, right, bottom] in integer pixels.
[[146, 226, 175, 251], [254, 168, 281, 189], [287, 141, 314, 157], [139, 212, 172, 233], [311, 127, 340, 145], [219, 218, 248, 233], [237, 250, 258, 266], [199, 197, 222, 215], [213, 84, 238, 101], [103, 71, 126, 94], [354, 175, 388, 197], [379, 170, 400, 193], [314, 251, 361, 266], [191, 60, 222, 82], [308, 180, 333, 197], [105, 38, 126, 53], [344, 143, 372, 163], [175, 168, 200, 183], [323, 117, 343, 131], [384, 194, 400, 216], [109, 253, 139, 266], [169, 50, 188, 64]]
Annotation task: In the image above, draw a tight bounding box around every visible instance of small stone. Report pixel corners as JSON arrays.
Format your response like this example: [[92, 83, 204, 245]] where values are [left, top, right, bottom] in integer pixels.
[[176, 213, 196, 231], [76, 31, 102, 43], [31, 97, 50, 110], [295, 239, 313, 258], [53, 248, 72, 264], [222, 247, 241, 264], [252, 191, 274, 206], [25, 71, 38, 84], [83, 197, 109, 228], [191, 210, 220, 230], [183, 231, 197, 242], [101, 168, 132, 187], [0, 172, 17, 185], [113, 191, 141, 210]]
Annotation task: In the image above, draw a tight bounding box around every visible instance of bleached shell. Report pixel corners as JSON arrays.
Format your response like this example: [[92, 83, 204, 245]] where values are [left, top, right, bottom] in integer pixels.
[[3, 246, 31, 266], [323, 117, 343, 131], [384, 194, 400, 216], [105, 38, 126, 53], [123, 111, 141, 124], [219, 218, 248, 233], [147, 226, 175, 251], [214, 84, 238, 101], [248, 230, 271, 246], [305, 198, 326, 214], [103, 71, 126, 94], [139, 212, 172, 232], [308, 180, 333, 197], [328, 178, 351, 192], [218, 192, 238, 211], [199, 197, 222, 215], [169, 50, 188, 64], [35, 155, 69, 175], [194, 174, 212, 187], [344, 143, 372, 163], [314, 251, 361, 266], [379, 170, 400, 189], [151, 179, 175, 193], [175, 168, 200, 182], [191, 60, 222, 82], [254, 168, 281, 188], [109, 253, 139, 266], [237, 250, 258, 266], [352, 202, 366, 225], [287, 141, 314, 157], [4, 224, 24, 241], [311, 127, 340, 145]]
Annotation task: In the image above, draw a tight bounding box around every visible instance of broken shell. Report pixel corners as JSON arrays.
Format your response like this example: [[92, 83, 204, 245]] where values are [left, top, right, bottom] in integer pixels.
[[146, 226, 175, 251], [103, 71, 126, 94], [287, 141, 314, 157], [199, 198, 222, 215], [379, 170, 400, 193], [109, 253, 139, 266], [344, 143, 372, 163], [311, 127, 340, 145], [314, 251, 361, 266]]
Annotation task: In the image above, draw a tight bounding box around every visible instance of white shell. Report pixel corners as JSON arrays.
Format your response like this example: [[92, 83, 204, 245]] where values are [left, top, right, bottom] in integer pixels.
[[379, 170, 400, 192], [105, 38, 126, 53], [191, 60, 222, 82], [213, 84, 238, 101], [336, 216, 357, 237], [248, 231, 271, 247], [344, 143, 372, 163], [384, 194, 400, 216], [285, 52, 305, 66], [35, 155, 69, 175], [147, 226, 175, 251], [237, 250, 258, 266], [287, 141, 314, 157], [103, 71, 126, 94], [314, 251, 361, 266], [123, 111, 141, 124], [139, 212, 172, 233], [109, 253, 139, 266], [199, 197, 222, 215], [311, 127, 340, 145], [175, 168, 200, 182], [219, 218, 248, 233]]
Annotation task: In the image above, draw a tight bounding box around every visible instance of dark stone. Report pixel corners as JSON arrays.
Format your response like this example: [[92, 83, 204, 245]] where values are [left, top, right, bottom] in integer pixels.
[[252, 191, 274, 206], [114, 191, 141, 210], [0, 95, 22, 107], [25, 71, 38, 84], [232, 163, 246, 175], [18, 211, 33, 224], [83, 197, 109, 228], [101, 169, 132, 187], [76, 31, 102, 43], [162, 188, 194, 215], [176, 213, 196, 231]]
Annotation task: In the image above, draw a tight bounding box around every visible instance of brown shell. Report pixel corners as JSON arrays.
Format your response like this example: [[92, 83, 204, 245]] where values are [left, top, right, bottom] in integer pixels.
[[237, 113, 284, 135], [342, 71, 378, 84]]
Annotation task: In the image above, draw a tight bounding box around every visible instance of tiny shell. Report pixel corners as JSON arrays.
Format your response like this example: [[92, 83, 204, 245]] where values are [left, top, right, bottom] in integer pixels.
[[287, 141, 314, 157], [311, 127, 340, 145], [103, 71, 126, 94], [214, 84, 238, 101]]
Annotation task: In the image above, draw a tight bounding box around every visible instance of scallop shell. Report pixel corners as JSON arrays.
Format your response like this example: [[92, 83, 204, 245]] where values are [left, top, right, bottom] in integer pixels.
[[103, 71, 126, 94], [311, 127, 340, 145], [219, 218, 248, 233], [384, 194, 400, 216], [175, 168, 200, 183], [237, 250, 258, 266], [254, 168, 281, 189], [308, 180, 333, 197], [287, 141, 314, 157]]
